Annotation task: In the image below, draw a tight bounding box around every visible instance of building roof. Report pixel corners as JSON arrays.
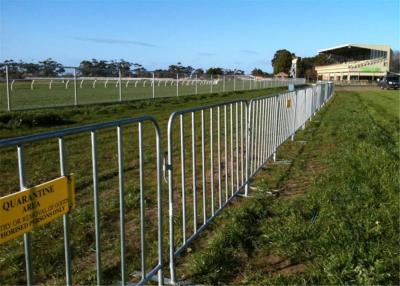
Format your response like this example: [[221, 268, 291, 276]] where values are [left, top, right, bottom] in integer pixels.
[[275, 72, 288, 77], [318, 44, 391, 54]]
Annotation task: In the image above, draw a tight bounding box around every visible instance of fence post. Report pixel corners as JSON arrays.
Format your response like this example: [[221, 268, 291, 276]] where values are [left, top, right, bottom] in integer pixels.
[[152, 72, 155, 99], [195, 74, 198, 95], [73, 68, 78, 106], [176, 73, 179, 97], [119, 69, 122, 102], [5, 65, 10, 111]]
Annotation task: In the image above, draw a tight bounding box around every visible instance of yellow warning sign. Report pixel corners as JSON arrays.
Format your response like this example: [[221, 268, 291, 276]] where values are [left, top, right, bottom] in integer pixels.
[[287, 99, 292, 108], [0, 175, 75, 244]]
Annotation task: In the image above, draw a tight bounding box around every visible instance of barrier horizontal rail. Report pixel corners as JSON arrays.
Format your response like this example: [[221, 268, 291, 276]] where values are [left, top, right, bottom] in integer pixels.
[[0, 82, 334, 286]]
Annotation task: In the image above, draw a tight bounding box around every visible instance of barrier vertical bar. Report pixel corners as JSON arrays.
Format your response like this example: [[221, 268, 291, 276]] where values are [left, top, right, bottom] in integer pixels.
[[224, 105, 228, 201], [210, 109, 215, 216], [291, 91, 297, 141], [138, 123, 146, 279], [155, 122, 164, 286], [273, 97, 280, 162], [230, 104, 234, 195], [116, 127, 126, 285], [167, 120, 176, 284], [180, 115, 186, 244], [235, 103, 239, 190], [201, 110, 206, 224], [240, 103, 244, 185], [191, 112, 197, 232], [217, 107, 222, 208], [17, 145, 33, 285], [91, 131, 102, 285], [59, 138, 73, 286]]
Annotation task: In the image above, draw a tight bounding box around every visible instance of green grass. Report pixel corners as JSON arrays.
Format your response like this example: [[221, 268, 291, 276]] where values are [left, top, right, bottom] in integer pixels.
[[0, 87, 285, 285], [0, 78, 274, 110], [180, 89, 399, 285], [1, 87, 397, 285]]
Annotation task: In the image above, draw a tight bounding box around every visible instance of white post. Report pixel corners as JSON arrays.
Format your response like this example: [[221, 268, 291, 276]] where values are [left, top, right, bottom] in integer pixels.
[[152, 72, 155, 99], [6, 65, 10, 111], [118, 69, 122, 102], [210, 74, 213, 93], [223, 75, 225, 92], [73, 68, 78, 106], [176, 73, 179, 97], [195, 74, 198, 95]]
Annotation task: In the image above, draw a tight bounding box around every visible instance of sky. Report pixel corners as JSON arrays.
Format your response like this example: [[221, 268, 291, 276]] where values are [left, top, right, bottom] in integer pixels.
[[0, 0, 399, 73]]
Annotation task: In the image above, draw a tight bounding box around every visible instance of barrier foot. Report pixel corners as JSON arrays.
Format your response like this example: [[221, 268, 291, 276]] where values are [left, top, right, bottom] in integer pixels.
[[272, 160, 292, 165], [130, 271, 174, 285]]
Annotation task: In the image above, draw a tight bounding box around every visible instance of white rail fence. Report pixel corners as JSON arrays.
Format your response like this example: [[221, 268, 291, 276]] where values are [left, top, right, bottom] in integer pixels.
[[2, 65, 306, 110]]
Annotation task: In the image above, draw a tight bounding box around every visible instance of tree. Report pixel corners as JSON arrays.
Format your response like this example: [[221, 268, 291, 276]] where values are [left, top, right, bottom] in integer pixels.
[[132, 63, 148, 77], [194, 68, 204, 75], [206, 67, 224, 75], [39, 58, 65, 76], [271, 49, 294, 74], [296, 54, 334, 80], [251, 68, 266, 77], [79, 60, 94, 76]]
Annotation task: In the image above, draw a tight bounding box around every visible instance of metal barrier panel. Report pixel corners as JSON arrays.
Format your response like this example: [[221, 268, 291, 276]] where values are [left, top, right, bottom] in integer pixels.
[[0, 117, 164, 286], [166, 100, 249, 283], [248, 95, 279, 176]]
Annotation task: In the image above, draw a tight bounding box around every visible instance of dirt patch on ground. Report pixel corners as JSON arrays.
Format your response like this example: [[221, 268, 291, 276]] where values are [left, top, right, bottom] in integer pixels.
[[240, 252, 308, 280]]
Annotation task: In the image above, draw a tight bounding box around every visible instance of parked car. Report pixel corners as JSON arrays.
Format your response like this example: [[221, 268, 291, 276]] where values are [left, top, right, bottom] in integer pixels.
[[378, 76, 399, 89]]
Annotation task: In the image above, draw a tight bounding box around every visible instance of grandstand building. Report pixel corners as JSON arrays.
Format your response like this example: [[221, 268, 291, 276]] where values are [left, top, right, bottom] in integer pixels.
[[315, 44, 393, 81]]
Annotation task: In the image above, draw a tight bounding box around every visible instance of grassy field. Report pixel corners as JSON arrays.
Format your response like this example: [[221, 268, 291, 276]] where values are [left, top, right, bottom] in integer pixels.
[[177, 88, 400, 285], [0, 87, 285, 285], [0, 78, 279, 111], [0, 87, 398, 285]]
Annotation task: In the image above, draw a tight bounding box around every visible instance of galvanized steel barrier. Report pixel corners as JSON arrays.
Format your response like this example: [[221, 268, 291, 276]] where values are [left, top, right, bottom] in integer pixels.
[[0, 117, 164, 286], [0, 82, 334, 285], [166, 100, 249, 283]]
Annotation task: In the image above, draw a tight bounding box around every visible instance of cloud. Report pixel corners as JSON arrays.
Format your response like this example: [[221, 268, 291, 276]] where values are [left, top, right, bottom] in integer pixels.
[[240, 49, 259, 55], [72, 36, 159, 48], [197, 52, 214, 56]]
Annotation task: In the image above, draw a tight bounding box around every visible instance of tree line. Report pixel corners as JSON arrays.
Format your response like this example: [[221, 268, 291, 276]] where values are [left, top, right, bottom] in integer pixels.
[[2, 50, 398, 80], [0, 59, 246, 79]]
